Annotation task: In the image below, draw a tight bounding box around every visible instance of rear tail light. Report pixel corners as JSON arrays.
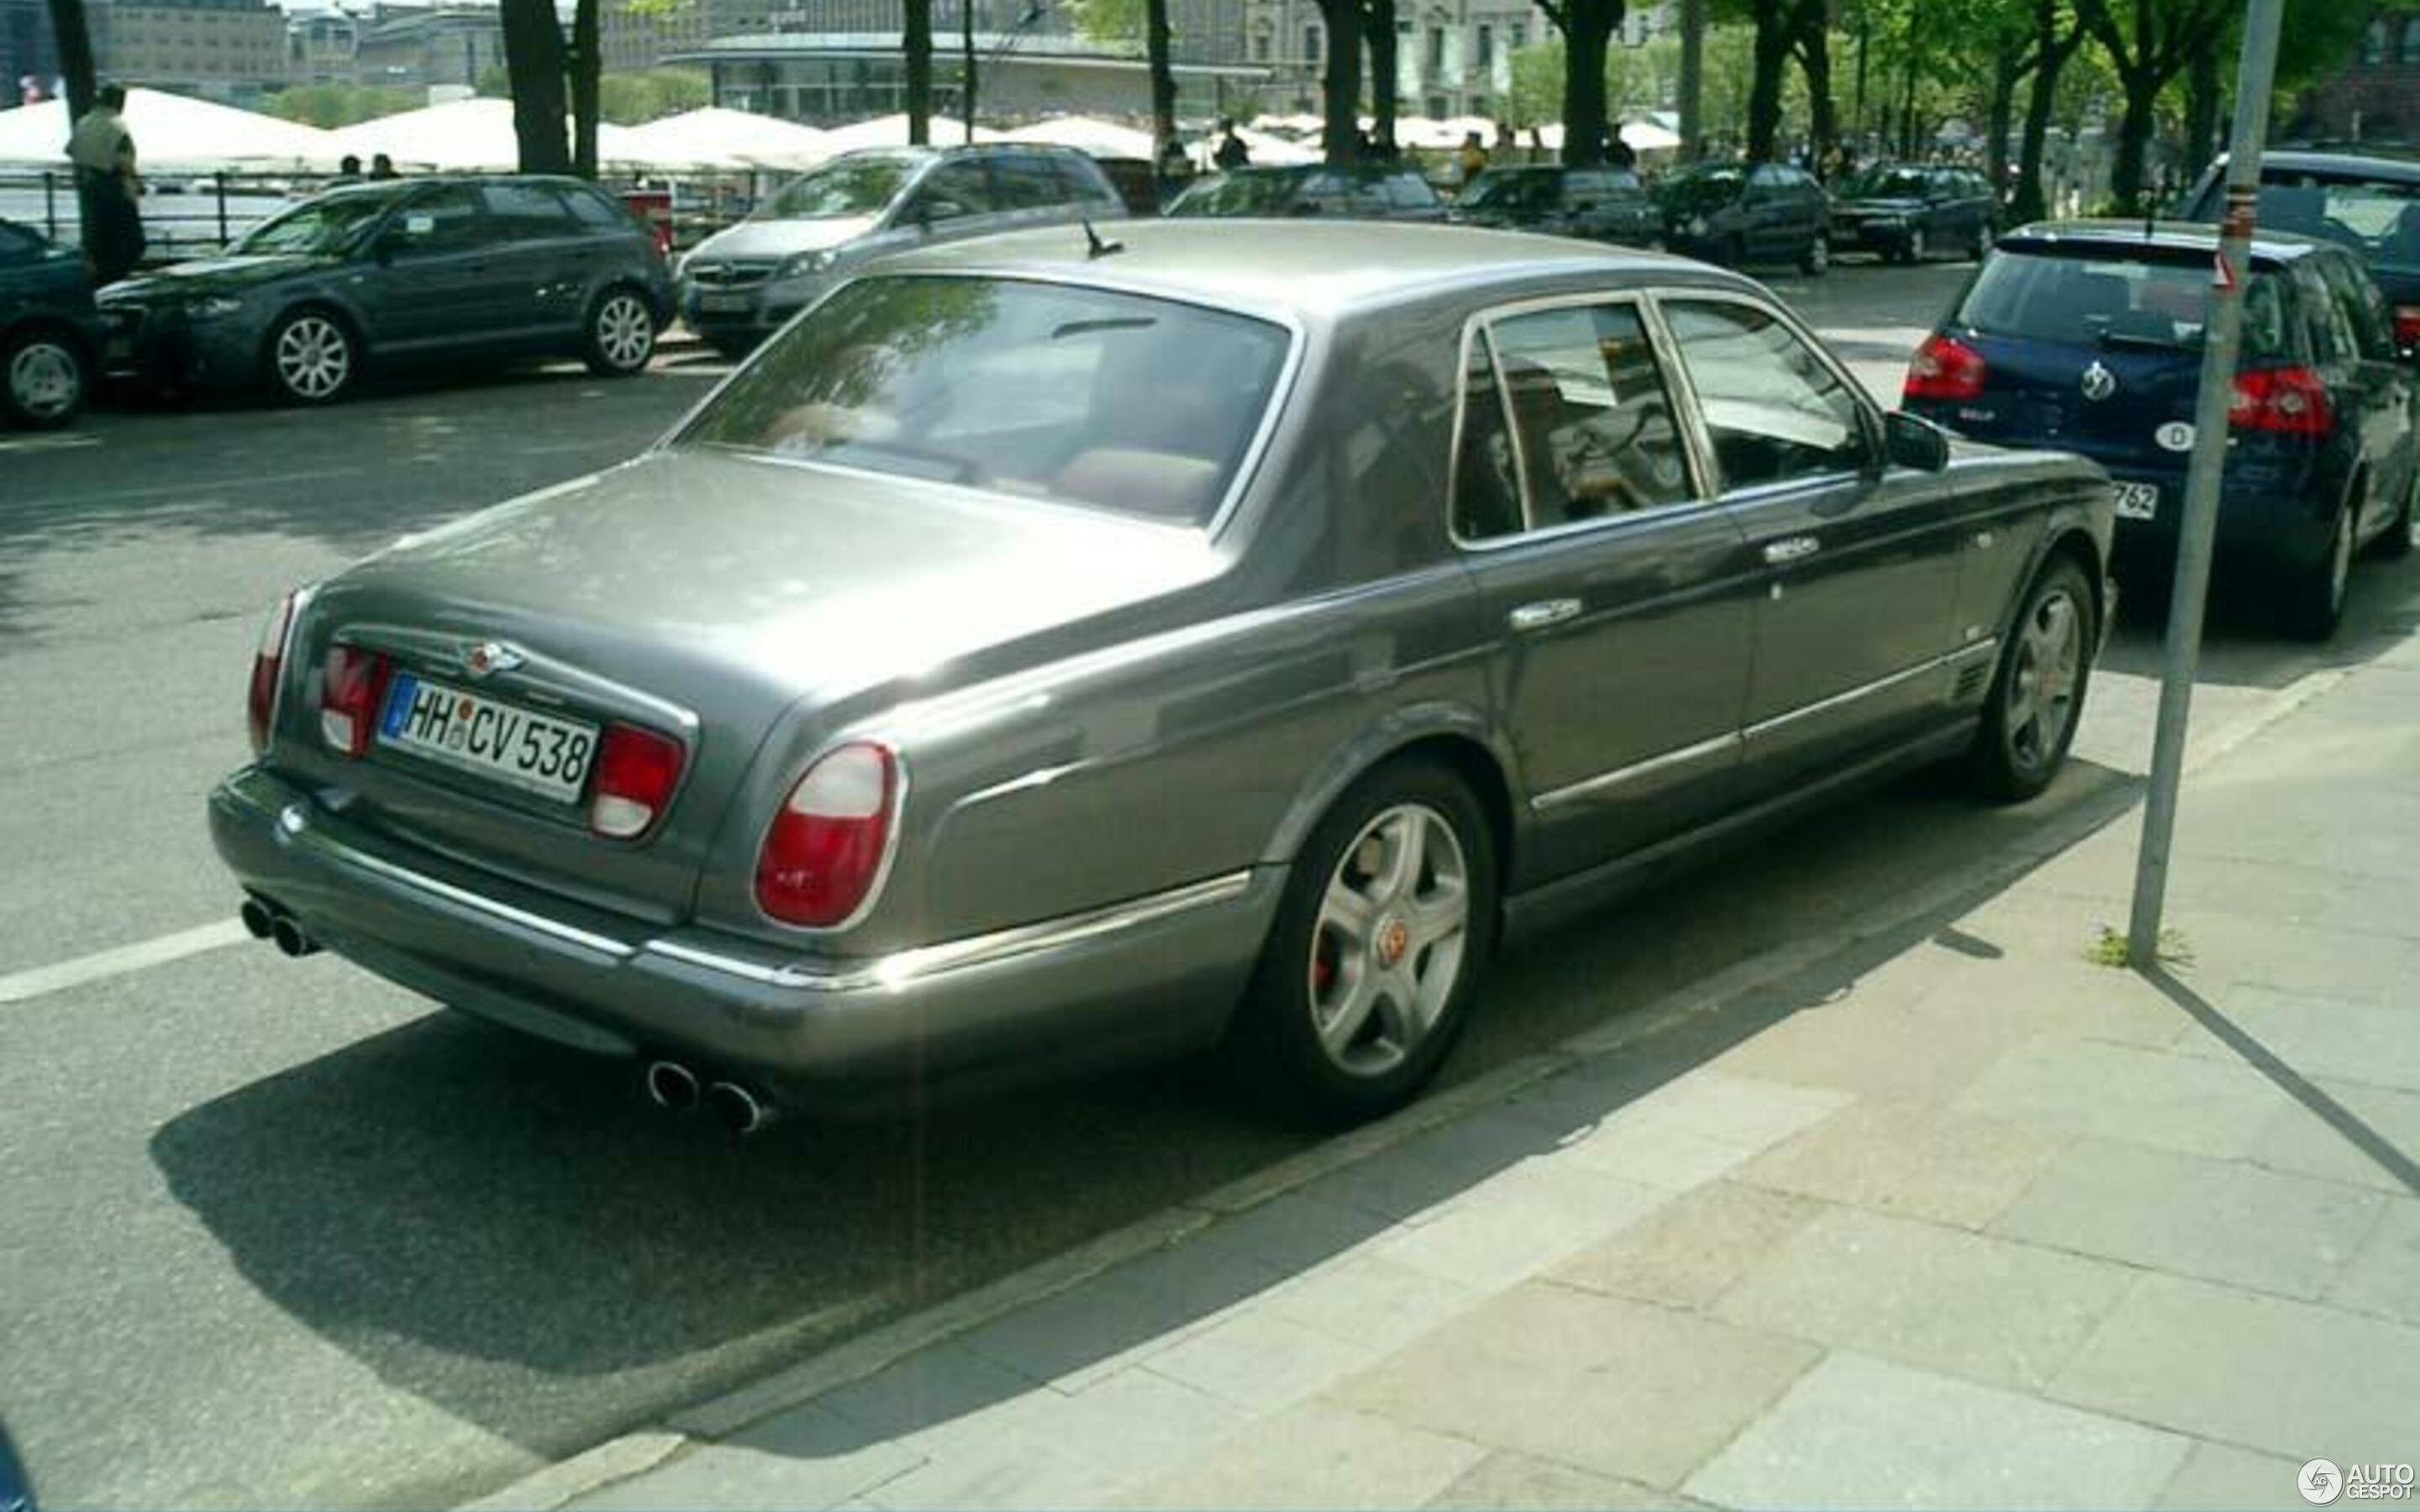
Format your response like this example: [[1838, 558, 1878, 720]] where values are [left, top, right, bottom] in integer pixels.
[[2229, 365, 2333, 438], [1904, 333, 1986, 402], [2394, 305, 2420, 354], [590, 723, 687, 839], [755, 741, 898, 928], [246, 590, 299, 756], [318, 645, 392, 758]]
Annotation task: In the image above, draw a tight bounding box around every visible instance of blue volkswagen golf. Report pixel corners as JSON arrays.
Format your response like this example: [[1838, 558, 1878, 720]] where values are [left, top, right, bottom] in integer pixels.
[[1903, 220, 2420, 638]]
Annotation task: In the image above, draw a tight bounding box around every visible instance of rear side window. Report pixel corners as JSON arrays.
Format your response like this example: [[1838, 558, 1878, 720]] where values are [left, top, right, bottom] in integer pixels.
[[1954, 249, 2299, 362], [2314, 254, 2396, 360], [2202, 171, 2420, 274], [481, 181, 580, 238], [990, 154, 1069, 210], [556, 184, 634, 232], [1049, 155, 1116, 206], [0, 222, 41, 264]]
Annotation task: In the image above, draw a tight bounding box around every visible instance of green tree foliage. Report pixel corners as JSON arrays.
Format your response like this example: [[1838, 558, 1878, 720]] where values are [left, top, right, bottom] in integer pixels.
[[267, 83, 425, 128]]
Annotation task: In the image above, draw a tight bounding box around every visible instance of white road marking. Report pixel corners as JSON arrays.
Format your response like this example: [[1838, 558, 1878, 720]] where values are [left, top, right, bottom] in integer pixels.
[[0, 433, 99, 453], [0, 919, 250, 1005]]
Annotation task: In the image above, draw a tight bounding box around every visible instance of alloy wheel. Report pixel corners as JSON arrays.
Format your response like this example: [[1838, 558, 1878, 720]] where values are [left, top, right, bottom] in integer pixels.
[[2005, 587, 2082, 773], [8, 339, 81, 423], [595, 294, 654, 371], [2328, 507, 2354, 612], [274, 315, 350, 401], [1307, 802, 1470, 1079], [1907, 227, 1927, 262]]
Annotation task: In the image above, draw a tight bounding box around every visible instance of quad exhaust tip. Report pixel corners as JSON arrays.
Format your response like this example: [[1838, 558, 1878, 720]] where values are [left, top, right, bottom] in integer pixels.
[[268, 913, 318, 958], [644, 1059, 701, 1113], [706, 1080, 771, 1137], [239, 897, 276, 941]]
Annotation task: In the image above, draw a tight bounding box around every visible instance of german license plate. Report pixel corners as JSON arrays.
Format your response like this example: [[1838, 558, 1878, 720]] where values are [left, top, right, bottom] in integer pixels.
[[698, 291, 751, 313], [2113, 482, 2160, 520], [377, 672, 597, 804]]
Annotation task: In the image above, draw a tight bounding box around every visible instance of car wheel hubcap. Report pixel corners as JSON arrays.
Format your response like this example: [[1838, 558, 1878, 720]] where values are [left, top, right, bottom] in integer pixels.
[[2007, 589, 2081, 771], [276, 317, 348, 398], [9, 341, 78, 418], [1308, 803, 1470, 1077], [597, 296, 652, 369]]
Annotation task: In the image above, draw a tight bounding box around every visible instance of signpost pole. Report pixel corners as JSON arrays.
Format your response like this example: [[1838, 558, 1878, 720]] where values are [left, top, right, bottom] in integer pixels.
[[2125, 0, 2286, 966]]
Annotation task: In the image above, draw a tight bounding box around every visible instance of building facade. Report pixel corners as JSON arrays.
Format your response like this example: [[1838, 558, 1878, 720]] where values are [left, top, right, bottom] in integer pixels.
[[603, 0, 779, 74], [284, 6, 360, 87], [2295, 3, 2420, 143], [89, 0, 287, 100], [1239, 0, 1665, 122], [350, 3, 502, 90]]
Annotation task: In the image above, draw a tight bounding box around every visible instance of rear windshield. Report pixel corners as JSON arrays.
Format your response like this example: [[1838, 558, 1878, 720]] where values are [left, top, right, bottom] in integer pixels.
[[1659, 167, 1744, 212], [2201, 172, 2420, 276], [1840, 166, 1932, 198], [678, 276, 1291, 527], [1461, 171, 1556, 210], [1952, 248, 2296, 361]]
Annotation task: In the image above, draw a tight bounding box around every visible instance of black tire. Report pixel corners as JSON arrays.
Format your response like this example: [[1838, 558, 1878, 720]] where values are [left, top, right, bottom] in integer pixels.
[[1233, 758, 1500, 1126], [583, 286, 657, 376], [262, 307, 356, 405], [3, 327, 88, 428], [1971, 556, 2098, 803], [1902, 226, 1928, 264], [2285, 506, 2354, 641], [1800, 234, 1830, 276], [705, 334, 757, 362], [2362, 474, 2414, 561], [1970, 224, 1993, 260]]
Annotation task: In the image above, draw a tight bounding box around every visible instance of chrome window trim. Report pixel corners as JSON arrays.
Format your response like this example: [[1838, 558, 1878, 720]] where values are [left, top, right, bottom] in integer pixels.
[[1740, 638, 1999, 743], [1446, 287, 1718, 553], [1530, 730, 1739, 811], [646, 869, 1256, 994], [1644, 286, 1886, 496]]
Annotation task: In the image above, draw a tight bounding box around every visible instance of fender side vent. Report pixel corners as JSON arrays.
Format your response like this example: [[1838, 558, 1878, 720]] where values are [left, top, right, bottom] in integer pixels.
[[1954, 663, 1991, 702]]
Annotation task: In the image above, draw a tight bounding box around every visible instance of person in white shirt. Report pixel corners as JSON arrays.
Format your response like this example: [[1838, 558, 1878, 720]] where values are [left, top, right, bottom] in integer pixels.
[[65, 84, 144, 282]]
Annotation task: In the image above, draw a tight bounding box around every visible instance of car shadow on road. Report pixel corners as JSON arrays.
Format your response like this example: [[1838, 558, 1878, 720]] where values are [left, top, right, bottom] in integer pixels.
[[2097, 542, 2420, 690], [150, 736, 2165, 1504]]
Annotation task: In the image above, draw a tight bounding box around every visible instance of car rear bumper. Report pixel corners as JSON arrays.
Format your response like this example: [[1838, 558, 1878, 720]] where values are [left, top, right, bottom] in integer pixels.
[[208, 764, 1280, 1112], [2101, 471, 2338, 580]]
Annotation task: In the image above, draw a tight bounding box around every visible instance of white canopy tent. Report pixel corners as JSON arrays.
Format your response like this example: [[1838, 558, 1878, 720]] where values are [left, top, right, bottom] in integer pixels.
[[0, 88, 340, 170], [998, 115, 1155, 160], [608, 107, 829, 171], [329, 99, 644, 172], [814, 113, 1007, 155], [1620, 119, 1682, 152]]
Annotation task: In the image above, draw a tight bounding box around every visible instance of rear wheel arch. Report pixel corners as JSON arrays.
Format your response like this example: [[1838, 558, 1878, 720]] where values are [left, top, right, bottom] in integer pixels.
[[1263, 715, 1520, 877], [2040, 526, 2107, 639]]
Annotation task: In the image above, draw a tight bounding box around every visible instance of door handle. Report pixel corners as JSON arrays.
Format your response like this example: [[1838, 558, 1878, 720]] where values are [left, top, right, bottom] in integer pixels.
[[1762, 535, 1821, 564], [1508, 598, 1582, 632]]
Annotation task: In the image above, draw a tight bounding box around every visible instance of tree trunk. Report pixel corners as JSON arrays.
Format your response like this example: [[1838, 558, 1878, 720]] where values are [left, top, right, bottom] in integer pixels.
[[1365, 0, 1397, 151], [1147, 0, 1177, 150], [1985, 49, 2019, 202], [1897, 45, 1919, 157], [570, 0, 599, 179], [2013, 0, 2076, 223], [904, 0, 932, 144], [1796, 1, 1835, 165], [498, 0, 570, 174], [2181, 34, 2221, 180], [960, 0, 977, 143], [2109, 69, 2159, 213], [1677, 0, 1705, 160], [45, 0, 96, 118], [1562, 0, 1617, 168], [1318, 0, 1363, 162], [1746, 0, 1789, 162]]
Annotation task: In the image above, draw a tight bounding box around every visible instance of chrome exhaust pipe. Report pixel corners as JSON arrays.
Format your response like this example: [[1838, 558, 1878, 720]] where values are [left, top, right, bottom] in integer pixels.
[[269, 913, 319, 958], [705, 1080, 772, 1137], [239, 897, 277, 941], [644, 1059, 701, 1113]]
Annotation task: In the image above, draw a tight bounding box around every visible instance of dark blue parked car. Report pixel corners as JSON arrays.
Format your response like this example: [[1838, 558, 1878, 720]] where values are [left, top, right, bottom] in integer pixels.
[[1, 1420, 35, 1512], [1904, 220, 2420, 638], [0, 217, 103, 428]]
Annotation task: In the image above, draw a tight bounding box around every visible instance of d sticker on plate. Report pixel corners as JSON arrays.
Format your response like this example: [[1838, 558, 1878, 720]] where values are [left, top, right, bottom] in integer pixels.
[[2155, 421, 2196, 452]]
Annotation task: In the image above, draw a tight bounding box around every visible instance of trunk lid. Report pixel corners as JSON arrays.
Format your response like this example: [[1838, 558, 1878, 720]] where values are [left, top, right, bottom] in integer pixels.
[[281, 449, 1224, 921], [1954, 329, 2203, 475]]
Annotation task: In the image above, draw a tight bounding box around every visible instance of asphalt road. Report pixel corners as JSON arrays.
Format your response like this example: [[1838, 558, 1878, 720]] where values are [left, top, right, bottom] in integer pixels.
[[4, 261, 2414, 1509]]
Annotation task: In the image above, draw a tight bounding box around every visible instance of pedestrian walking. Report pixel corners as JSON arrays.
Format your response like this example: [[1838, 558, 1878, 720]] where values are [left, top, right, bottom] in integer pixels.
[[1456, 130, 1489, 184], [1213, 118, 1249, 171], [65, 83, 144, 284], [369, 153, 398, 180], [333, 153, 363, 184]]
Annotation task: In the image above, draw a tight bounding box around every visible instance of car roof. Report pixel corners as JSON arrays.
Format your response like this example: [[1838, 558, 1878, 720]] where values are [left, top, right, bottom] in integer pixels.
[[1999, 218, 2338, 265], [869, 218, 1751, 321], [2225, 149, 2420, 183]]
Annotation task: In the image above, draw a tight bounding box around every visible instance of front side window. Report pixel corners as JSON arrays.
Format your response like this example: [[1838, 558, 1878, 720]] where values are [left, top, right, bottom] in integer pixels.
[[758, 154, 917, 220], [1453, 302, 1695, 538], [236, 188, 401, 255], [990, 154, 1067, 210], [387, 184, 486, 255], [1661, 299, 1871, 489], [679, 276, 1290, 527], [908, 160, 997, 219]]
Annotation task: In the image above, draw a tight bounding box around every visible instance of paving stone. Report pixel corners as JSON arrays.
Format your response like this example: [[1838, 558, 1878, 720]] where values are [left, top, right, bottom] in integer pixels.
[[2245, 1077, 2420, 1195], [1988, 1141, 2383, 1302], [1328, 1281, 1818, 1490], [1106, 1404, 1489, 1511], [814, 1342, 1055, 1458], [1708, 998, 2041, 1104], [2049, 1273, 2420, 1458], [1736, 1100, 2063, 1230], [1602, 1073, 1854, 1154], [1296, 1111, 1551, 1226], [1548, 1181, 1826, 1310], [1181, 1193, 1397, 1278], [2168, 985, 2420, 1094], [1713, 1207, 2135, 1391], [1423, 1452, 1696, 1511], [2328, 1198, 2420, 1328], [859, 1428, 1123, 1511], [1681, 1351, 2190, 1510], [1368, 1158, 1671, 1290], [567, 1410, 922, 1511], [1259, 1253, 1486, 1355], [2158, 911, 2420, 1005], [1950, 1037, 2287, 1159], [957, 1274, 1203, 1394], [1142, 1305, 1382, 1413], [2152, 1442, 2309, 1511], [990, 1368, 1251, 1479]]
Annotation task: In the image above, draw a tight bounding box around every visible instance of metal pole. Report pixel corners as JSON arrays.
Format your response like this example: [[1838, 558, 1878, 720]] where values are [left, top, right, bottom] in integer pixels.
[[2126, 0, 2285, 966], [962, 0, 977, 144]]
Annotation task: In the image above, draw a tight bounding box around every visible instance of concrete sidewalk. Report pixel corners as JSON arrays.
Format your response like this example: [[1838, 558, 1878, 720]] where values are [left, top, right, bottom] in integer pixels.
[[495, 639, 2420, 1512]]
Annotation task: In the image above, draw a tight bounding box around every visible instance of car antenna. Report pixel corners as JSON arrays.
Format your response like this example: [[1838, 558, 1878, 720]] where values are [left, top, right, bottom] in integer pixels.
[[1082, 218, 1125, 260]]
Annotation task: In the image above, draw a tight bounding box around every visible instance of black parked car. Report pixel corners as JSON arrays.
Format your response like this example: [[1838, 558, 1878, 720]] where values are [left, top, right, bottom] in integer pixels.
[[1657, 161, 1831, 274], [97, 175, 674, 405], [0, 218, 103, 428], [1830, 163, 1997, 264], [1452, 165, 1660, 244], [1903, 221, 2420, 638], [1166, 165, 1449, 223], [2180, 150, 2420, 356]]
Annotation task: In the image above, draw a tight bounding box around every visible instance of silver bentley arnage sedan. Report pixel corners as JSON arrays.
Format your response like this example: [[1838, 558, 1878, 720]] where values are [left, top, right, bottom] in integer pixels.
[[209, 221, 2115, 1130]]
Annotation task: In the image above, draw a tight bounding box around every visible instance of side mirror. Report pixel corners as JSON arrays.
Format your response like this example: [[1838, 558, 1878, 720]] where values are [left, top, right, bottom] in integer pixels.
[[910, 197, 967, 229], [1885, 410, 1951, 472]]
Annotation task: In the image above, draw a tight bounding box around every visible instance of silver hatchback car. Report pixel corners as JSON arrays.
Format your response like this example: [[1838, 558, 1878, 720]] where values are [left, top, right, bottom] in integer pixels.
[[212, 223, 2112, 1132], [677, 144, 1128, 356]]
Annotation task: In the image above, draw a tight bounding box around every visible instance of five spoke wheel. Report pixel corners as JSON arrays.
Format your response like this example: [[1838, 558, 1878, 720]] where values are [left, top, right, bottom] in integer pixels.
[[1308, 803, 1470, 1078]]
